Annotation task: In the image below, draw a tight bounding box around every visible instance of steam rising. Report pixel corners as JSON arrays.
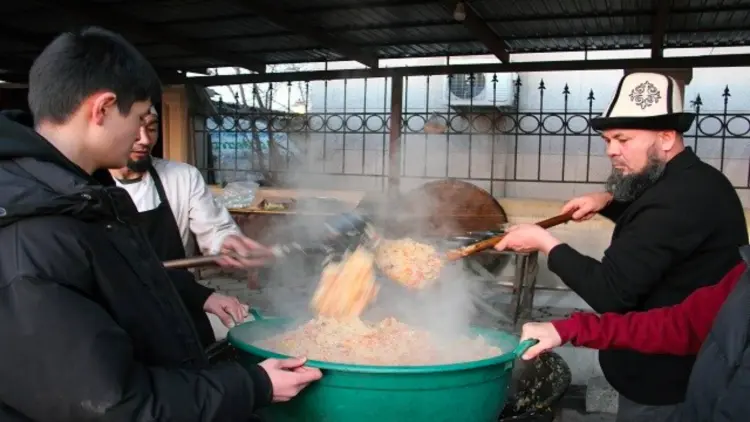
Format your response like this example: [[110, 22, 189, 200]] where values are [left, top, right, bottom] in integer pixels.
[[257, 169, 489, 346]]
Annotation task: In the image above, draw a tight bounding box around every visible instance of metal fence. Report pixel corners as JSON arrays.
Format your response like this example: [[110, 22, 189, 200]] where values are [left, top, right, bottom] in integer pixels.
[[192, 72, 750, 196]]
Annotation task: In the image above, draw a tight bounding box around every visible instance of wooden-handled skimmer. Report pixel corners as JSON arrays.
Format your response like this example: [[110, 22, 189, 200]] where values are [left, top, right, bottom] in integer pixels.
[[374, 212, 575, 290], [163, 251, 269, 270], [163, 213, 373, 271], [162, 242, 316, 270], [308, 212, 575, 318], [444, 212, 574, 261]]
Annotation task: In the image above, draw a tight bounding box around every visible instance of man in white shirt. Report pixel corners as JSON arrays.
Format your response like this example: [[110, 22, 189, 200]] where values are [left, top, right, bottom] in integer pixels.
[[109, 105, 270, 347]]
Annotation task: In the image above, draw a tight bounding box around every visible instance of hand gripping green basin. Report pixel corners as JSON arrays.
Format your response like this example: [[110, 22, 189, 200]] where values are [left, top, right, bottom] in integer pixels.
[[228, 310, 537, 422]]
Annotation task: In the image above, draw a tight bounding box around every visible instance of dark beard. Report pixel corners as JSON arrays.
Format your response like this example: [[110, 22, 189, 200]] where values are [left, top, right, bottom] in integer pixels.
[[127, 155, 152, 173], [605, 153, 666, 202]]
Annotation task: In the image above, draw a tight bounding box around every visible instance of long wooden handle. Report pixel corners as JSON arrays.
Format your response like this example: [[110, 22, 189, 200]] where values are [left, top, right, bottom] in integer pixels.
[[444, 212, 574, 261], [163, 255, 227, 269], [163, 250, 274, 270]]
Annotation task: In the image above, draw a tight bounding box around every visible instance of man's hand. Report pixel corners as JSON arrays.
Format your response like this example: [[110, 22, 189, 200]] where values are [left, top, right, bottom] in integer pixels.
[[494, 224, 562, 255], [258, 357, 323, 403], [203, 293, 249, 328], [219, 234, 274, 269], [519, 322, 563, 360], [561, 192, 613, 222]]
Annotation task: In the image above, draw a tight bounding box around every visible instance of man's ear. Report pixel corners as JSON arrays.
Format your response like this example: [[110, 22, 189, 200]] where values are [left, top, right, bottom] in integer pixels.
[[657, 130, 678, 152], [85, 92, 118, 126]]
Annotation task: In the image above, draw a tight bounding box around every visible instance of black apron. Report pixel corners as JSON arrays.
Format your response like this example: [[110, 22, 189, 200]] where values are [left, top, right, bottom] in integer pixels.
[[139, 166, 216, 348]]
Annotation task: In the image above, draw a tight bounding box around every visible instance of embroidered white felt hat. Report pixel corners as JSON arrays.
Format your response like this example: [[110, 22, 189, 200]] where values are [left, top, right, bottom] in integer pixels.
[[591, 72, 695, 133]]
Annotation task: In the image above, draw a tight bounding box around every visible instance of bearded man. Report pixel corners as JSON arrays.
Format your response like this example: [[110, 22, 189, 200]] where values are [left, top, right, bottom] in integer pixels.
[[495, 72, 747, 421], [109, 106, 272, 347]]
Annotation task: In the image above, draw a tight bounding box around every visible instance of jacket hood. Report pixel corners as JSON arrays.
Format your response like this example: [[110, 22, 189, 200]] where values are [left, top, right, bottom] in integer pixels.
[[0, 115, 134, 228], [0, 114, 106, 176], [0, 109, 34, 128]]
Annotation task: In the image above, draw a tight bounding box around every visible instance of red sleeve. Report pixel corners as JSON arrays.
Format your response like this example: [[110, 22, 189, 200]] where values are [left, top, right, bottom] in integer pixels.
[[552, 262, 746, 355]]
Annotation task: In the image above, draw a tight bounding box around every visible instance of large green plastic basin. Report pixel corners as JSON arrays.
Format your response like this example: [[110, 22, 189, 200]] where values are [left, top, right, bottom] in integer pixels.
[[228, 311, 536, 422]]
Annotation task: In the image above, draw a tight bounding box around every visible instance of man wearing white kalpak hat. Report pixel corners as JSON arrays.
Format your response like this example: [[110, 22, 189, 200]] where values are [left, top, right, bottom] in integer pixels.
[[494, 72, 748, 420], [109, 105, 273, 347]]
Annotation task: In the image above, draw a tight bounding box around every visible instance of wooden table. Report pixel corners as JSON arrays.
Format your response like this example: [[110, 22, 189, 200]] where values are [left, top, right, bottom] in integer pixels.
[[221, 187, 365, 244], [213, 187, 366, 288]]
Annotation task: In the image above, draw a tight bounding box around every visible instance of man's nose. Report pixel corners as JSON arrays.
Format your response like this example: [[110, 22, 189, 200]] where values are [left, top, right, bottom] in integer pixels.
[[135, 128, 151, 144], [606, 141, 620, 158]]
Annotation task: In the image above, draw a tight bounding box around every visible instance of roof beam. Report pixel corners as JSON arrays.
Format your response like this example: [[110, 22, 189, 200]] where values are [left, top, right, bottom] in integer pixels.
[[36, 0, 267, 73], [157, 22, 750, 65], [188, 53, 750, 85], [0, 58, 184, 88], [156, 69, 187, 85], [0, 72, 29, 84], [0, 56, 34, 73], [0, 24, 52, 49], [180, 68, 214, 76], [198, 4, 750, 40], [441, 1, 509, 62], [651, 0, 671, 58], [0, 23, 52, 73], [223, 0, 379, 68], [0, 20, 187, 85]]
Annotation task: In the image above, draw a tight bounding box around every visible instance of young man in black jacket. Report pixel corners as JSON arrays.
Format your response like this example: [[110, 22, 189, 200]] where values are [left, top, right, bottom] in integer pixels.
[[495, 72, 747, 421], [0, 108, 238, 350], [0, 27, 320, 422]]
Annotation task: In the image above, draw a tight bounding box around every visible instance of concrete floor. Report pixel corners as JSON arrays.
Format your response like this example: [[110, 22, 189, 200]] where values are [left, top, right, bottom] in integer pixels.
[[558, 409, 616, 422]]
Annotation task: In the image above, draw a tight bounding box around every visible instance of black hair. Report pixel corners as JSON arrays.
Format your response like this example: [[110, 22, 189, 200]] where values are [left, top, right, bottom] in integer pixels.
[[0, 109, 34, 128], [28, 26, 162, 124]]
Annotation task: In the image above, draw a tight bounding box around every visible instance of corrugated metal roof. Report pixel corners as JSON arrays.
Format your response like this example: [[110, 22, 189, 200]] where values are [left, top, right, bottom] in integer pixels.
[[1, 0, 750, 76]]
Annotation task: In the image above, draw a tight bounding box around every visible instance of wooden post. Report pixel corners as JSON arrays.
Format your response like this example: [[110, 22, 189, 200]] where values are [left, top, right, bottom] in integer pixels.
[[388, 76, 403, 193], [161, 85, 193, 164]]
